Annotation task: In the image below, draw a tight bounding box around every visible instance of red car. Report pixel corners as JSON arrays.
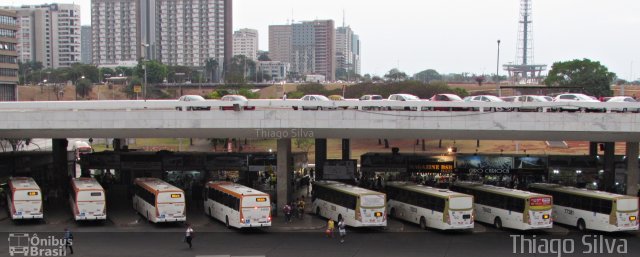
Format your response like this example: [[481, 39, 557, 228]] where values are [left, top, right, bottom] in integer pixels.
[[220, 95, 256, 111], [428, 94, 468, 111]]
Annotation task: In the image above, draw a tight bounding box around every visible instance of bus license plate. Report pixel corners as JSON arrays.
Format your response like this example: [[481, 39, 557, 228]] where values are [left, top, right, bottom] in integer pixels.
[[80, 213, 85, 216]]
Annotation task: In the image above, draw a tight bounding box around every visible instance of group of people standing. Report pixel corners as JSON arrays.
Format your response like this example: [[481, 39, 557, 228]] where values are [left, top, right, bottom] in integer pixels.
[[282, 196, 306, 222]]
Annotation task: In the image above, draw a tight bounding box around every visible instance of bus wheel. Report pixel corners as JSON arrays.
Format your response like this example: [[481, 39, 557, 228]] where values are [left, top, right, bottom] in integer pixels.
[[225, 216, 230, 228], [577, 219, 587, 232], [390, 208, 396, 218], [315, 207, 321, 216], [494, 217, 502, 229], [419, 217, 427, 230]]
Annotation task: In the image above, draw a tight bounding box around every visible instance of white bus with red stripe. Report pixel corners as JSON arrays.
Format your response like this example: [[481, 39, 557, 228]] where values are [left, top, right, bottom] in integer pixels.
[[204, 181, 272, 228], [6, 177, 43, 220], [132, 178, 186, 223], [69, 178, 106, 221]]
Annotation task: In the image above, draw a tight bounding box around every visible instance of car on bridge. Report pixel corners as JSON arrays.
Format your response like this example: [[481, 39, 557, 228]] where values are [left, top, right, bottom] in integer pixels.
[[359, 94, 384, 110], [293, 95, 337, 110], [513, 95, 551, 112], [429, 94, 468, 111], [220, 95, 256, 111], [554, 93, 603, 112], [387, 94, 421, 111], [176, 95, 211, 111], [463, 95, 507, 112], [605, 96, 640, 113]]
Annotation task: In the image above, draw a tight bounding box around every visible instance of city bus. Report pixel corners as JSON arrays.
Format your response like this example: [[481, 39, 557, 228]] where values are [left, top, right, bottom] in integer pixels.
[[132, 178, 186, 223], [204, 181, 272, 228], [6, 177, 43, 220], [450, 181, 552, 230], [69, 178, 106, 221], [529, 183, 638, 232], [312, 181, 387, 227], [385, 182, 474, 230]]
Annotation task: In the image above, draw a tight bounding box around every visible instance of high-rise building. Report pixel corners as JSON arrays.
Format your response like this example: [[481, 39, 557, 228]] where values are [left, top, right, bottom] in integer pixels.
[[268, 25, 291, 64], [0, 9, 18, 101], [91, 0, 140, 67], [291, 20, 335, 81], [156, 0, 231, 69], [257, 61, 289, 82], [335, 26, 362, 77], [92, 0, 232, 73], [232, 28, 258, 60], [81, 25, 92, 64], [4, 4, 81, 69]]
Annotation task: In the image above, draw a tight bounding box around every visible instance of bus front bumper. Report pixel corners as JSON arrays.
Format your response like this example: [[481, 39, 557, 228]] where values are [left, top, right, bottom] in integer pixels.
[[12, 213, 43, 220], [156, 216, 187, 223], [240, 222, 272, 228], [443, 223, 474, 230], [524, 223, 553, 230], [75, 214, 107, 221]]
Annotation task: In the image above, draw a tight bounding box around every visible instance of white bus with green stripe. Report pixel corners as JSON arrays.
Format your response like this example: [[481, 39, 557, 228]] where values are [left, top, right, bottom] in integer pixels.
[[450, 182, 553, 230], [529, 183, 638, 232], [312, 181, 387, 227], [386, 182, 474, 230]]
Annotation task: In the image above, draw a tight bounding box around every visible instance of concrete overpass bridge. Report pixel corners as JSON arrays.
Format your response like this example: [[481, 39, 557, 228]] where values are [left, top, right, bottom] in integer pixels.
[[1, 100, 639, 208]]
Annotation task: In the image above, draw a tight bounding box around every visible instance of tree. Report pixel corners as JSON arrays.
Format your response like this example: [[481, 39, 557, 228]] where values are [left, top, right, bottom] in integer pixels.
[[452, 87, 469, 98], [0, 139, 31, 152], [258, 53, 271, 61], [474, 75, 486, 86], [544, 59, 616, 97], [135, 60, 168, 84], [226, 55, 256, 84], [205, 58, 220, 83], [384, 69, 408, 82], [413, 69, 442, 83], [237, 88, 260, 99], [76, 78, 93, 99], [294, 138, 314, 153]]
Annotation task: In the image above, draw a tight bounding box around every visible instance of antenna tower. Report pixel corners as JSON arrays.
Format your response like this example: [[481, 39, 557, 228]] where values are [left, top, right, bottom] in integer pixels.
[[504, 0, 546, 84]]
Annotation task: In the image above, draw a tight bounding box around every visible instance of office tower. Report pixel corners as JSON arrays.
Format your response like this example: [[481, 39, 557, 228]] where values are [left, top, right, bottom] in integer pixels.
[[232, 28, 258, 60], [268, 24, 291, 64], [0, 9, 18, 101], [81, 25, 92, 64], [291, 20, 335, 81]]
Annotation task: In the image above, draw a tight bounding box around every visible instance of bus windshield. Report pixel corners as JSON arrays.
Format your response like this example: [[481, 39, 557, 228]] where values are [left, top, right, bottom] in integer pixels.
[[361, 194, 385, 207], [77, 191, 105, 201], [617, 199, 638, 212], [13, 190, 41, 201], [449, 197, 473, 210], [242, 196, 271, 207], [158, 192, 185, 203]]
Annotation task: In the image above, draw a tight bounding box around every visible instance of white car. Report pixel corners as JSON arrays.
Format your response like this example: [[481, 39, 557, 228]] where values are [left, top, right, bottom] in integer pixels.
[[359, 95, 384, 110], [387, 94, 421, 111], [464, 95, 506, 112], [554, 93, 602, 112], [293, 95, 337, 110], [176, 95, 210, 111], [605, 96, 640, 113], [513, 95, 551, 112]]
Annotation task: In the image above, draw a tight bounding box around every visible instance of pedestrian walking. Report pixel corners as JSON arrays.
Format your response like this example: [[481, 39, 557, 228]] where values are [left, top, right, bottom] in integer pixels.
[[184, 224, 194, 249], [297, 197, 305, 219], [63, 228, 73, 255], [282, 92, 288, 100], [326, 218, 335, 238], [338, 217, 347, 243], [283, 203, 292, 223]]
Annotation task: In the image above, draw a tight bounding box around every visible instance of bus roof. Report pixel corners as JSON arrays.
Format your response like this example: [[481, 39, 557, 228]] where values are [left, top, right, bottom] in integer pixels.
[[386, 181, 470, 198], [529, 183, 636, 201], [8, 177, 40, 191], [207, 181, 268, 197], [314, 180, 384, 196], [71, 178, 104, 191], [453, 181, 547, 199], [134, 178, 182, 192]]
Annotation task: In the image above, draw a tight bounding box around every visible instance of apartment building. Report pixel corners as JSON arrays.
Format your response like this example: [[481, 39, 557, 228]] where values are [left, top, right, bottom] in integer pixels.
[[232, 28, 258, 60], [0, 9, 18, 101]]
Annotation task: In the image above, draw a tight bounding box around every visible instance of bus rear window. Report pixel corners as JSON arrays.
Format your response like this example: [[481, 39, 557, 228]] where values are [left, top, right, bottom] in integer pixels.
[[530, 197, 552, 206], [14, 190, 41, 201], [361, 194, 385, 207], [449, 197, 473, 209], [617, 199, 638, 212]]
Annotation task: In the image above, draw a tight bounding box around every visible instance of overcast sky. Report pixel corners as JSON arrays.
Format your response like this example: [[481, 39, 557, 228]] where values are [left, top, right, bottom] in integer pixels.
[[8, 0, 640, 79]]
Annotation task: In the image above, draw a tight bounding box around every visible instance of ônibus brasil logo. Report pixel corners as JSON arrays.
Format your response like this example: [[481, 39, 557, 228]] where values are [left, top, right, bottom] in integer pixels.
[[7, 233, 69, 256]]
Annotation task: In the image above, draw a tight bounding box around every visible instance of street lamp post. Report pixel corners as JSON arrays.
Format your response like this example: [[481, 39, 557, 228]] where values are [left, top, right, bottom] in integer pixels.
[[496, 39, 501, 96], [142, 43, 149, 101]]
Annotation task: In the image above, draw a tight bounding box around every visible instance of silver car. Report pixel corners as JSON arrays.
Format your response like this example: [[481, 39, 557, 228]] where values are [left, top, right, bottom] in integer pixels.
[[293, 95, 337, 110], [176, 95, 211, 111], [605, 96, 640, 113], [387, 94, 421, 111], [513, 95, 550, 112]]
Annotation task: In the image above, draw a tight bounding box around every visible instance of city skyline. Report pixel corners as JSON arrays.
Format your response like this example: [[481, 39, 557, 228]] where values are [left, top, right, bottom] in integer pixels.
[[3, 0, 640, 79]]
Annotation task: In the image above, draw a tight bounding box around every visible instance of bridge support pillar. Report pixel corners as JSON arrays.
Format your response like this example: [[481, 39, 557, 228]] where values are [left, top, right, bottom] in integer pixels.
[[315, 139, 327, 180], [52, 139, 69, 185], [342, 139, 350, 160], [277, 138, 292, 216], [602, 142, 616, 192], [589, 142, 598, 158], [113, 138, 128, 151], [626, 142, 639, 196]]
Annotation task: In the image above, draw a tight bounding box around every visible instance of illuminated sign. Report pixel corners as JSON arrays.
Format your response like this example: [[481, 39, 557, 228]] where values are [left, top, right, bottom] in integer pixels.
[[530, 197, 552, 206], [171, 194, 182, 198], [256, 197, 267, 202], [27, 192, 38, 196]]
